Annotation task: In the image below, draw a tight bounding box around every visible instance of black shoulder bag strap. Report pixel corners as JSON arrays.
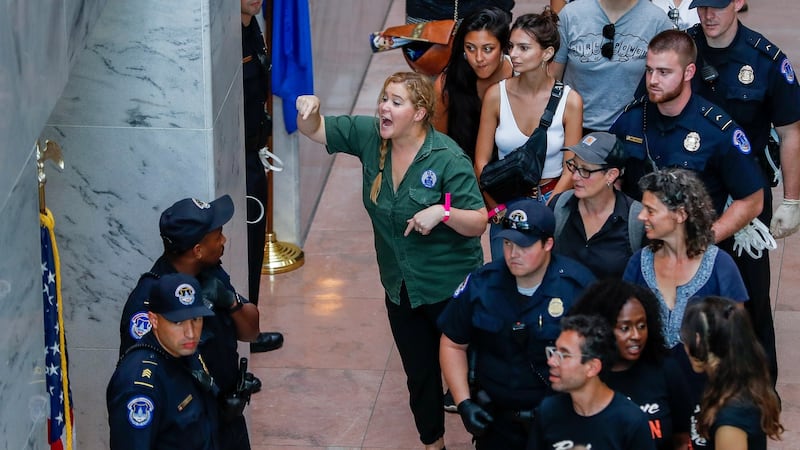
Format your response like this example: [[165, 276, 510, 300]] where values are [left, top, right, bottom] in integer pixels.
[[538, 81, 564, 131]]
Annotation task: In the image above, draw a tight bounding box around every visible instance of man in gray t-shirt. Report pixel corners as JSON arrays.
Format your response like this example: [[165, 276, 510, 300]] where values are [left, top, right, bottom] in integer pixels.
[[552, 0, 672, 132]]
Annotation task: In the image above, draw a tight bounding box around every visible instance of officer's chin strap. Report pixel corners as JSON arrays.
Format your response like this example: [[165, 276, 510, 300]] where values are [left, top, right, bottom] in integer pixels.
[[726, 196, 777, 259]]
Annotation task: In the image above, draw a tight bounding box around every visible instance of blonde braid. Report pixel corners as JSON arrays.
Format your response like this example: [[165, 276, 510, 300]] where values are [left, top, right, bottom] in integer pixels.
[[370, 139, 389, 204]]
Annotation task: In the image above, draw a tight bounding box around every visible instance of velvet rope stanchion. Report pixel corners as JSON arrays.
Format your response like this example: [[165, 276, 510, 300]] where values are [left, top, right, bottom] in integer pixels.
[[260, 147, 304, 274]]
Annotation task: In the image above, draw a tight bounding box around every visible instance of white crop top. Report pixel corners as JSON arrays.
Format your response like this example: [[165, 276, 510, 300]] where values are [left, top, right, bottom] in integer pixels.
[[494, 79, 571, 180]]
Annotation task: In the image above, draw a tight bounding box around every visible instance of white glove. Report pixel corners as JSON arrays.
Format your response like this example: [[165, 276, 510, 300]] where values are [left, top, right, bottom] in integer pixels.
[[770, 199, 800, 239]]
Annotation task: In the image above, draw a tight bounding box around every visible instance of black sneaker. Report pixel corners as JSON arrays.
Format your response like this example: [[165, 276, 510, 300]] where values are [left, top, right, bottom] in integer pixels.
[[443, 390, 458, 413]]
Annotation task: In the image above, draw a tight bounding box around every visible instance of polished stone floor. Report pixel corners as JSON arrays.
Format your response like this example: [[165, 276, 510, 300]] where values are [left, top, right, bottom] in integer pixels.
[[248, 0, 800, 448]]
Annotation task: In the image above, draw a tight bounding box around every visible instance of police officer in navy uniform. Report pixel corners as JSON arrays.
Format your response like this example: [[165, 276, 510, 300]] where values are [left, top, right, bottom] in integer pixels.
[[119, 195, 260, 450], [108, 273, 219, 450], [687, 0, 800, 384], [439, 199, 595, 449], [241, 0, 285, 353], [610, 30, 764, 250]]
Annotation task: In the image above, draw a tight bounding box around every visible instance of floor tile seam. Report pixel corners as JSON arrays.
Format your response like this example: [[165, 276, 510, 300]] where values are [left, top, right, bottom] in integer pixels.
[[360, 342, 399, 449]]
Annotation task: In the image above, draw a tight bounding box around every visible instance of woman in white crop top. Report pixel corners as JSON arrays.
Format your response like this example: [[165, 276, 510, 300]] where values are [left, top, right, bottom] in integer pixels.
[[474, 8, 584, 260]]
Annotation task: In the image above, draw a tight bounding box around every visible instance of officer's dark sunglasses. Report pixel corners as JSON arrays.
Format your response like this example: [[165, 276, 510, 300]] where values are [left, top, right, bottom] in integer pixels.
[[601, 23, 615, 60]]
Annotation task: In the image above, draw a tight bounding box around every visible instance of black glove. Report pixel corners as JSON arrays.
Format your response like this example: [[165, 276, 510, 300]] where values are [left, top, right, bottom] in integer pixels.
[[457, 399, 493, 437], [200, 276, 237, 310]]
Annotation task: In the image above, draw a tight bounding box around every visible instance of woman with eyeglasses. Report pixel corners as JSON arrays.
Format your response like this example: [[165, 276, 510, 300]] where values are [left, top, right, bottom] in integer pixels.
[[433, 7, 513, 163], [569, 279, 692, 450], [296, 72, 488, 450], [681, 296, 783, 449], [474, 8, 584, 260], [548, 131, 645, 279]]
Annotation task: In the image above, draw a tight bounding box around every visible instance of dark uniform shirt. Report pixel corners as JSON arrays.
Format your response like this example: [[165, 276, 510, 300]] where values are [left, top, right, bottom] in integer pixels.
[[107, 332, 219, 450], [690, 23, 800, 186], [438, 256, 595, 410], [119, 256, 244, 394], [242, 19, 271, 153], [610, 94, 765, 214]]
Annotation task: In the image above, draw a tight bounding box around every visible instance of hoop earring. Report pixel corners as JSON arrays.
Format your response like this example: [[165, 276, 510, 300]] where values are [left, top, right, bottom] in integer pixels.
[[463, 52, 467, 60]]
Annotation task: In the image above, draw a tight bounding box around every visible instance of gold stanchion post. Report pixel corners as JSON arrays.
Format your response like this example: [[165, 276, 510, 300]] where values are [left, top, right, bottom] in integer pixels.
[[261, 154, 304, 274]]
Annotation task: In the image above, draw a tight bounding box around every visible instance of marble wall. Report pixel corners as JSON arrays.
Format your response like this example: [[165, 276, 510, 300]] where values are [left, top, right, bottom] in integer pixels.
[[39, 0, 245, 447], [0, 0, 107, 448], [0, 0, 389, 447]]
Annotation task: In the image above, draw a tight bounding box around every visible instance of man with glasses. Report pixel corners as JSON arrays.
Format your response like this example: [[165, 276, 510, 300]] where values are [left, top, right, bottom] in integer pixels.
[[687, 0, 800, 387], [439, 199, 595, 449], [551, 0, 672, 134], [528, 314, 655, 449]]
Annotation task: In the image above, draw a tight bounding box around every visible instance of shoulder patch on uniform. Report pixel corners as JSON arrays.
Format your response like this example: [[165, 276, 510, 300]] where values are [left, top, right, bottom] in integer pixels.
[[126, 396, 155, 428], [453, 273, 471, 298], [733, 129, 752, 154], [780, 58, 796, 84], [701, 106, 734, 131], [129, 311, 152, 340], [623, 95, 647, 113]]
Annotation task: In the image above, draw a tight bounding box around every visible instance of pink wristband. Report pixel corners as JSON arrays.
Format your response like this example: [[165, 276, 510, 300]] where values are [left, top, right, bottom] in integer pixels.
[[487, 203, 506, 219], [442, 193, 451, 222]]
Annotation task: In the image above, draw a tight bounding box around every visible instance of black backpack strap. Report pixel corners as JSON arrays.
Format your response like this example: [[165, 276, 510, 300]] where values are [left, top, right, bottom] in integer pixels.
[[538, 81, 564, 129]]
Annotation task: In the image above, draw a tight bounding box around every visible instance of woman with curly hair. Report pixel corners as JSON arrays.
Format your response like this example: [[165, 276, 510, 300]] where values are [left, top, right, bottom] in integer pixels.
[[569, 279, 692, 450], [681, 296, 783, 449], [433, 7, 513, 162], [623, 168, 750, 447], [623, 168, 747, 352]]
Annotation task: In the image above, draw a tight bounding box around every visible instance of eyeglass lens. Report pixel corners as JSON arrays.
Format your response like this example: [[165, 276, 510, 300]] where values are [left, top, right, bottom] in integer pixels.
[[565, 159, 604, 179]]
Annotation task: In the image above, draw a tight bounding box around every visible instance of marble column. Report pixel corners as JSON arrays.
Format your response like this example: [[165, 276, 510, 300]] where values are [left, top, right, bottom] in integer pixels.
[[39, 0, 245, 447], [0, 0, 107, 448]]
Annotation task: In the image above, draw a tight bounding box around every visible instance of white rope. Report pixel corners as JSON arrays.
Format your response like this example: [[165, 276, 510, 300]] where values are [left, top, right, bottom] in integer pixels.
[[726, 196, 777, 259], [258, 146, 284, 173]]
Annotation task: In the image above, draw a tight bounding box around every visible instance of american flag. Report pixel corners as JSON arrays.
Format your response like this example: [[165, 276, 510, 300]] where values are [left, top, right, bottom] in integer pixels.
[[40, 209, 74, 450]]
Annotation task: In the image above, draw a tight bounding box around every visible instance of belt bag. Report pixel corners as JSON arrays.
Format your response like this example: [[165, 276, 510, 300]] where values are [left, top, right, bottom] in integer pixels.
[[479, 82, 564, 204]]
